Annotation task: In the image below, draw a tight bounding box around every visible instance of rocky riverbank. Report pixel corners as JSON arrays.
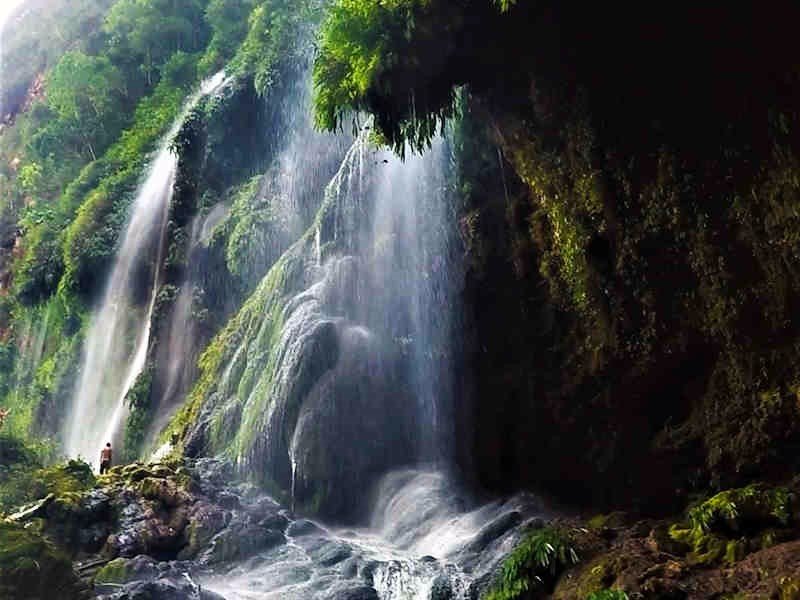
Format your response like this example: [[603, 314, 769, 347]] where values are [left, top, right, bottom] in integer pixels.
[[4, 455, 800, 599], [1, 458, 535, 599]]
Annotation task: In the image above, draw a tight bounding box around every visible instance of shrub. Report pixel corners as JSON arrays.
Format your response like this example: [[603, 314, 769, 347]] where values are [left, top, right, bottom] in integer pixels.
[[484, 527, 580, 600], [669, 484, 795, 565], [0, 521, 80, 599]]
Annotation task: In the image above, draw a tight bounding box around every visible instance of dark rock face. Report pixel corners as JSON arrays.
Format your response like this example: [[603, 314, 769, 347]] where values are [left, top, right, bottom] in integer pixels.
[[451, 2, 800, 515], [96, 578, 226, 600], [290, 323, 416, 520], [429, 574, 454, 600], [326, 586, 379, 600]]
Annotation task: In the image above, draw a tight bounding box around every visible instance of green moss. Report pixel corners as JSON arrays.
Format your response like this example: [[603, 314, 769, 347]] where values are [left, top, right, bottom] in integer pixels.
[[483, 527, 579, 600], [165, 237, 306, 456], [0, 521, 80, 599], [31, 460, 95, 498], [669, 484, 795, 565], [122, 366, 155, 462], [564, 558, 615, 599], [586, 512, 628, 531], [687, 485, 793, 534], [94, 558, 131, 585]]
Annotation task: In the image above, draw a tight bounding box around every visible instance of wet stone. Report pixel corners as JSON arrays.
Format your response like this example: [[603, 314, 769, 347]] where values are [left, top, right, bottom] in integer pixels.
[[215, 490, 241, 510], [96, 577, 226, 600], [258, 511, 290, 532], [465, 511, 522, 554], [339, 556, 360, 579], [430, 574, 454, 600], [326, 586, 380, 600], [287, 518, 326, 537], [315, 542, 353, 567]]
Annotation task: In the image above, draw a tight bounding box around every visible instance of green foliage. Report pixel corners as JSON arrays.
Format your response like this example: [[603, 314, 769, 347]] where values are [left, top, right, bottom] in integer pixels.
[[0, 521, 80, 600], [30, 51, 126, 165], [47, 51, 122, 123], [104, 0, 210, 88], [200, 0, 257, 74], [0, 295, 84, 441], [586, 591, 628, 600], [0, 433, 93, 513], [313, 0, 521, 153], [223, 175, 290, 284], [231, 0, 323, 94], [314, 0, 455, 153], [687, 485, 793, 534], [60, 66, 199, 296], [17, 163, 43, 196], [484, 527, 580, 600], [668, 484, 795, 566], [123, 366, 154, 462]]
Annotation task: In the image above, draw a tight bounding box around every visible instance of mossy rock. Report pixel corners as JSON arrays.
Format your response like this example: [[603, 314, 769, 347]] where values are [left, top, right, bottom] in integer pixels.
[[668, 484, 796, 566], [136, 477, 186, 508], [94, 558, 131, 585], [0, 521, 82, 599], [586, 591, 628, 600], [126, 467, 158, 484], [687, 485, 795, 534], [587, 512, 630, 532], [553, 551, 626, 600]]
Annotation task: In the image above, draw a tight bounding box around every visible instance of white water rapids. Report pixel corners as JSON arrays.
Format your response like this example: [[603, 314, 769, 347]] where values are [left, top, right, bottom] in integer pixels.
[[202, 469, 543, 600]]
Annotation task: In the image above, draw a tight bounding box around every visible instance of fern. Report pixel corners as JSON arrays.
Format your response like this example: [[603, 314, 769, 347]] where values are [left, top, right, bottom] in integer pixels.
[[484, 527, 580, 600]]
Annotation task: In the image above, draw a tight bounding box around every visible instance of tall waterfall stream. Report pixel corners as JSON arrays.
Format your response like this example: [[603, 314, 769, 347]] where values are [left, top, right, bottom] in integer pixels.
[[64, 72, 228, 465], [62, 69, 543, 598]]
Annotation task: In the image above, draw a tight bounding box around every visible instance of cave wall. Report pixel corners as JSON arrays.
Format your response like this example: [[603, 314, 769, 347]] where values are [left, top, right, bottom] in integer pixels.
[[445, 1, 800, 514]]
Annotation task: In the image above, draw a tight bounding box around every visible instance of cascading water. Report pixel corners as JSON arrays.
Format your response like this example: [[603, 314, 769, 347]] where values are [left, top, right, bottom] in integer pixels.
[[195, 124, 543, 598], [146, 65, 348, 456], [64, 72, 227, 465]]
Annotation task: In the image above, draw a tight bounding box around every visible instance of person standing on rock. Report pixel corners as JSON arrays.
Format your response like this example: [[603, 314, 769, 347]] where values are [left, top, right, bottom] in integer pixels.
[[100, 443, 112, 474]]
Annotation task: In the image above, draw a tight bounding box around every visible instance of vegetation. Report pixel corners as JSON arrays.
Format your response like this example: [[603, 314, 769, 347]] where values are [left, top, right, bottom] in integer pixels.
[[0, 435, 94, 514], [0, 521, 81, 599], [668, 485, 795, 565], [313, 0, 484, 153], [0, 0, 267, 448], [483, 527, 579, 599]]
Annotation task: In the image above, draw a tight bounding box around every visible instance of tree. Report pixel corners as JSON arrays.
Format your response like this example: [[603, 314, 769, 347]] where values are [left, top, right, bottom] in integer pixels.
[[104, 0, 209, 88], [46, 51, 123, 160], [48, 52, 121, 122], [200, 0, 256, 72]]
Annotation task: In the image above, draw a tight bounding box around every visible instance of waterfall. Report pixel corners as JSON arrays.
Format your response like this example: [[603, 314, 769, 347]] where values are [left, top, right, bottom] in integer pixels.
[[192, 120, 461, 519], [195, 107, 544, 599], [64, 72, 227, 465]]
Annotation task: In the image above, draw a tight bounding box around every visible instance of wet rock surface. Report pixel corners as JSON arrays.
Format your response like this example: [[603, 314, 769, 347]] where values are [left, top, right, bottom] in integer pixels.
[[6, 459, 544, 599]]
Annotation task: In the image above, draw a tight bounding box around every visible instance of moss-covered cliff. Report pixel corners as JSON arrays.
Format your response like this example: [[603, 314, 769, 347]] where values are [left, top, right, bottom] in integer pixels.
[[312, 0, 800, 513]]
